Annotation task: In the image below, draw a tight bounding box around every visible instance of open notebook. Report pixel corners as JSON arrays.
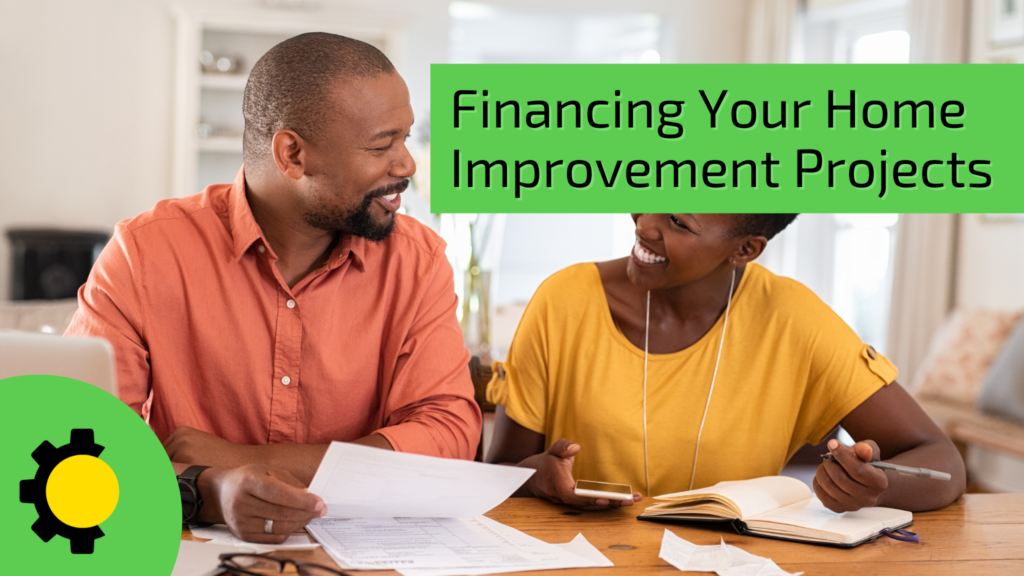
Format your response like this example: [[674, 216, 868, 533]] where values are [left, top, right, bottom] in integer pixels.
[[638, 476, 913, 548]]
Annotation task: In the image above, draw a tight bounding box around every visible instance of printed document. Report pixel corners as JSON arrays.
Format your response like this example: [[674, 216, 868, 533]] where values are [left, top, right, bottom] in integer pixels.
[[305, 443, 609, 573], [307, 442, 535, 518], [396, 529, 614, 576], [306, 515, 611, 572]]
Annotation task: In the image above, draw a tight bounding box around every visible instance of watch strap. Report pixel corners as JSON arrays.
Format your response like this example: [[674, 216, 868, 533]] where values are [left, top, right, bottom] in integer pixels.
[[177, 465, 211, 525]]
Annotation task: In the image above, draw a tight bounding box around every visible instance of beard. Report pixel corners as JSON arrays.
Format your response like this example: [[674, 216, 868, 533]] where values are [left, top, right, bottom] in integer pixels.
[[303, 179, 409, 242]]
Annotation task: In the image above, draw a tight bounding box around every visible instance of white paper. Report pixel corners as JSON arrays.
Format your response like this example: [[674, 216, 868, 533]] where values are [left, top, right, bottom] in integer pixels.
[[396, 527, 614, 576], [308, 442, 535, 518], [188, 523, 320, 553], [557, 533, 616, 567], [306, 515, 611, 573], [659, 530, 802, 576], [172, 540, 256, 576], [746, 497, 912, 545]]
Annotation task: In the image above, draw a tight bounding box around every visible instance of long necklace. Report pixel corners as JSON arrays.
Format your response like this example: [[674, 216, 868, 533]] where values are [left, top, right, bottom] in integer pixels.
[[642, 267, 736, 496]]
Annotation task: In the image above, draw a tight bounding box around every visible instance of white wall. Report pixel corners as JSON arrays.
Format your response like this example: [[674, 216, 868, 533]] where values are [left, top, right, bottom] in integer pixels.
[[0, 0, 178, 300], [0, 0, 748, 302], [955, 214, 1024, 310]]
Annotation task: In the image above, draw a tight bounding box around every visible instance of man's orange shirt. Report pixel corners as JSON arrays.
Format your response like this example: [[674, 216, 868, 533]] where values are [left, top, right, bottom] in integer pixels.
[[66, 168, 481, 459]]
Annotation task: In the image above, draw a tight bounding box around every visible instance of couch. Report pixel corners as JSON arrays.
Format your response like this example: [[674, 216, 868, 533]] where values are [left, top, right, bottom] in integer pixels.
[[910, 309, 1024, 480]]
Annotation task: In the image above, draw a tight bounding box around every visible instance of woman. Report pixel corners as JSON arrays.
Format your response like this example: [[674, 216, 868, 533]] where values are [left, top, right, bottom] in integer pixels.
[[486, 214, 965, 513]]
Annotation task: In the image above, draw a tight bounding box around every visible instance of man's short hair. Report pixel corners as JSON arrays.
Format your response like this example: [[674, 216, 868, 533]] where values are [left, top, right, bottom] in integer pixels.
[[242, 32, 396, 167], [733, 214, 798, 240]]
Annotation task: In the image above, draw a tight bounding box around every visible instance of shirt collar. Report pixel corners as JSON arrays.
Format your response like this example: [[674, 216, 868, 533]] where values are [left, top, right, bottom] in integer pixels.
[[228, 165, 366, 272], [229, 166, 265, 261], [335, 234, 366, 272]]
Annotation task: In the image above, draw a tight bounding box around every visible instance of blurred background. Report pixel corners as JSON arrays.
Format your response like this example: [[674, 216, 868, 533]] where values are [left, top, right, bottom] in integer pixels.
[[1, 0, 1023, 492]]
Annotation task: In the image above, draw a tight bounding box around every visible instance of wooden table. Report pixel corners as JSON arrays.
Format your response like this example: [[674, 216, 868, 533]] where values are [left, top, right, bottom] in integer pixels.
[[183, 494, 1024, 575]]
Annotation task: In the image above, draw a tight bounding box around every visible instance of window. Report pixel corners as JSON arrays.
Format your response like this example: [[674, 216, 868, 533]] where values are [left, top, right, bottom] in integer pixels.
[[761, 1, 910, 353], [444, 2, 664, 324], [831, 214, 899, 352], [449, 2, 662, 64], [850, 29, 910, 63], [799, 0, 910, 64]]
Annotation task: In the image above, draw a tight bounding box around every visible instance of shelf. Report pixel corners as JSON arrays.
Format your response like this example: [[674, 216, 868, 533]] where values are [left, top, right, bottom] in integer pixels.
[[200, 73, 248, 90], [197, 136, 243, 152], [172, 5, 403, 197]]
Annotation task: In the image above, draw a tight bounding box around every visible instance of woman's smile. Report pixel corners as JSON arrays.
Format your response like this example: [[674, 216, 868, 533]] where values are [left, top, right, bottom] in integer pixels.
[[632, 239, 668, 265]]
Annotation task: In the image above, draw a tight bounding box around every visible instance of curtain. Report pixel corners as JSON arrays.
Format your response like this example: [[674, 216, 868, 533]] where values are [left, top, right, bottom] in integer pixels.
[[745, 0, 799, 63], [887, 215, 958, 387], [886, 1, 968, 385], [908, 0, 970, 64]]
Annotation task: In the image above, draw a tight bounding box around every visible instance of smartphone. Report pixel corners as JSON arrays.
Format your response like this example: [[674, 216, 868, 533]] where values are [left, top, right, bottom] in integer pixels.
[[573, 479, 634, 501]]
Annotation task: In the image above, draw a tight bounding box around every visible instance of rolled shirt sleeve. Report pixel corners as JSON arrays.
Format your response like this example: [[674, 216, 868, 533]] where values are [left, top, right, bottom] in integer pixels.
[[374, 241, 482, 460], [65, 222, 153, 419]]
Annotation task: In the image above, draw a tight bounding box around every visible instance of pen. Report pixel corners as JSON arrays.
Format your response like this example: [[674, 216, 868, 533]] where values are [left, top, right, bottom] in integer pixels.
[[821, 453, 952, 481]]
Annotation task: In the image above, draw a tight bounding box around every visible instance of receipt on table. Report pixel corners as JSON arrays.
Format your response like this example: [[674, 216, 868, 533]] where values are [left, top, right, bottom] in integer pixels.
[[659, 530, 803, 576], [308, 442, 535, 518]]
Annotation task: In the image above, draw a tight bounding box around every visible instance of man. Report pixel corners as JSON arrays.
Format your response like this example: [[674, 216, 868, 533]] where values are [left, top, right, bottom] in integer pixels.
[[66, 33, 481, 543]]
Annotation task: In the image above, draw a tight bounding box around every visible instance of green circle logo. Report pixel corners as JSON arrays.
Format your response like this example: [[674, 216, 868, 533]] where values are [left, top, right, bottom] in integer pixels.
[[1, 375, 179, 574]]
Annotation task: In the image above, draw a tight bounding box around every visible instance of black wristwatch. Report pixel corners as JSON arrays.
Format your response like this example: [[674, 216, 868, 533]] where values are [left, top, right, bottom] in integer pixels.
[[177, 465, 211, 525]]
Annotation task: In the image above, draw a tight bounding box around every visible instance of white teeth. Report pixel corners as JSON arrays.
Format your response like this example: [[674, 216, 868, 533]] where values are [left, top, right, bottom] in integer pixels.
[[383, 193, 398, 201], [633, 240, 667, 264]]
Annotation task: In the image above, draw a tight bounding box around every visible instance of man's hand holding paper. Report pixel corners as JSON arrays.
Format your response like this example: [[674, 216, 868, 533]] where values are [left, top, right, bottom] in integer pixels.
[[197, 464, 327, 545], [307, 442, 534, 519], [297, 442, 613, 574]]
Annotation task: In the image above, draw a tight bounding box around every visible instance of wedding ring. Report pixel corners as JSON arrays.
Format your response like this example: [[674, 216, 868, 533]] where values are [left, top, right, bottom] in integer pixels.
[[264, 518, 274, 534]]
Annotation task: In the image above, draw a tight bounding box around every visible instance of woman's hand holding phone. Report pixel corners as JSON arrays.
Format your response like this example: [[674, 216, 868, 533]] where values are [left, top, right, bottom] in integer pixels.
[[518, 438, 643, 510]]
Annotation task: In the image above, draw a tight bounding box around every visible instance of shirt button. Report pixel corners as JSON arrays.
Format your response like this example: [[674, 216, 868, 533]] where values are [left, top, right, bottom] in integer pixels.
[[257, 245, 266, 254], [281, 376, 291, 385], [286, 299, 296, 309]]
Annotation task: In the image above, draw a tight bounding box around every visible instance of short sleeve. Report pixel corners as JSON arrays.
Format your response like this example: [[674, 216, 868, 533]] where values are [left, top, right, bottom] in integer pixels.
[[485, 280, 553, 435], [792, 299, 899, 446]]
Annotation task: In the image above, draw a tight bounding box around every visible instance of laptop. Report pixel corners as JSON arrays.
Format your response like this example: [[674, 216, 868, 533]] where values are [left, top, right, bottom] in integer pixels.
[[0, 331, 118, 396]]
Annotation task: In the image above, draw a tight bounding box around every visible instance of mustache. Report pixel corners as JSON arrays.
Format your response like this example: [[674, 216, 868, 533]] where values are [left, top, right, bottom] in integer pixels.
[[367, 179, 410, 199]]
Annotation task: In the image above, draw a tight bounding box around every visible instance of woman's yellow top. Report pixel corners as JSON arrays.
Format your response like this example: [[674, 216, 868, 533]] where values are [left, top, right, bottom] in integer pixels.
[[487, 263, 897, 497]]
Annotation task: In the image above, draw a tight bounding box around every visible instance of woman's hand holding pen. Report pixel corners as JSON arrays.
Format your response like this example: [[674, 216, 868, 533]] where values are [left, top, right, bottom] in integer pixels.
[[813, 439, 889, 513], [519, 438, 643, 511]]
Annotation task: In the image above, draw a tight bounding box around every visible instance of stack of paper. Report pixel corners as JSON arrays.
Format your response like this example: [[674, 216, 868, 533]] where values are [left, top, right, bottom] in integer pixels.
[[398, 533, 615, 576], [659, 530, 802, 576], [304, 443, 613, 574], [308, 517, 612, 574]]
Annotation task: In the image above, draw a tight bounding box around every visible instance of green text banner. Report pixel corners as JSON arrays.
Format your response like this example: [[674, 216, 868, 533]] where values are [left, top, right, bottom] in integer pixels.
[[430, 64, 1024, 213]]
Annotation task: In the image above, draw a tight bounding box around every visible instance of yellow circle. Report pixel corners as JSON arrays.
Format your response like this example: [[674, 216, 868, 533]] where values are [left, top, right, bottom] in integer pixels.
[[45, 455, 119, 528]]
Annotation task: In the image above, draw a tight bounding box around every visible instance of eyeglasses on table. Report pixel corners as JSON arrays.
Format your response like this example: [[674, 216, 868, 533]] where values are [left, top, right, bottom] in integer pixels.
[[218, 552, 352, 576]]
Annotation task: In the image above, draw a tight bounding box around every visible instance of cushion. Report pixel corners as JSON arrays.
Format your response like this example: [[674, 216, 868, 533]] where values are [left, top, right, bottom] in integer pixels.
[[977, 317, 1024, 424], [911, 308, 1024, 407]]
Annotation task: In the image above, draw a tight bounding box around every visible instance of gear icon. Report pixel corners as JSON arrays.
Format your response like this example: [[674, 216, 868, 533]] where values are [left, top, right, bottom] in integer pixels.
[[19, 429, 118, 554]]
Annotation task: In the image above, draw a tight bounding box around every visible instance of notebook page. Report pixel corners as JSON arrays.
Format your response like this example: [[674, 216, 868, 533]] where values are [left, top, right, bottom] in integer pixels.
[[654, 476, 811, 519], [745, 497, 912, 544]]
